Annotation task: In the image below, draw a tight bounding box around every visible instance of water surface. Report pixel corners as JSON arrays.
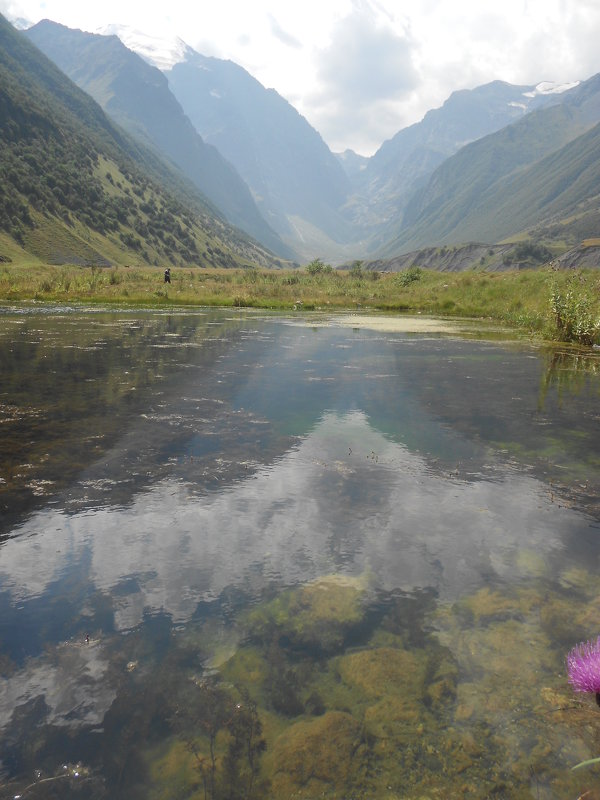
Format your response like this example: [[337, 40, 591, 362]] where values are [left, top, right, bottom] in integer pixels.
[[1, 307, 600, 799]]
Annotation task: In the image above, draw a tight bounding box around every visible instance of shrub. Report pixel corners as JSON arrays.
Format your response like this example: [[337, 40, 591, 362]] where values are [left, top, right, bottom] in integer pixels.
[[550, 276, 600, 345], [306, 258, 332, 275], [349, 261, 364, 278], [397, 265, 423, 287]]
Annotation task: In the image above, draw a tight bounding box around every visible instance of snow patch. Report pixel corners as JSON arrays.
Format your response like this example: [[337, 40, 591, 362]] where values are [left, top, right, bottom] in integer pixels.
[[96, 24, 191, 70], [10, 16, 33, 30], [523, 80, 580, 98]]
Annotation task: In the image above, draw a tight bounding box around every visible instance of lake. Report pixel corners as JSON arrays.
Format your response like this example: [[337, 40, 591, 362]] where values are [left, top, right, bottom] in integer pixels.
[[1, 305, 600, 799]]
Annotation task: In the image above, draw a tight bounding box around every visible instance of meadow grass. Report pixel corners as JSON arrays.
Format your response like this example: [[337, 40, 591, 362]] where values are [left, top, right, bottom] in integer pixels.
[[1, 263, 599, 342]]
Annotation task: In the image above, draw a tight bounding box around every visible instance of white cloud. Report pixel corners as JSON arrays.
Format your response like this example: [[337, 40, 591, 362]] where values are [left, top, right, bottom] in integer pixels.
[[2, 0, 600, 154], [267, 13, 302, 49], [0, 411, 580, 629], [308, 5, 418, 153]]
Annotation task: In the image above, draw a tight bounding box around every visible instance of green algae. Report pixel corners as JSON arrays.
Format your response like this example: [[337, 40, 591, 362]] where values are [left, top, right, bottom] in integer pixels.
[[337, 646, 426, 701], [15, 572, 600, 800], [149, 739, 202, 800], [244, 574, 369, 654], [267, 711, 368, 798]]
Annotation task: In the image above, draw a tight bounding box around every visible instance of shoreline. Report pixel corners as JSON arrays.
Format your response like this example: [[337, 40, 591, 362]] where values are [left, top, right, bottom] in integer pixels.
[[1, 263, 599, 345]]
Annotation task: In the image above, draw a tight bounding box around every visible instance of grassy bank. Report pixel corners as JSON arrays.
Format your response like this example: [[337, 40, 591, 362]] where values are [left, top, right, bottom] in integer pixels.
[[1, 262, 599, 341]]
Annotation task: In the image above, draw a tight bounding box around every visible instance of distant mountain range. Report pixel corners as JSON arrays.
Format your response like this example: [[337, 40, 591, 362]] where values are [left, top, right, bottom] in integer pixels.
[[4, 14, 600, 270], [343, 79, 580, 246], [165, 49, 356, 262], [380, 73, 600, 255]]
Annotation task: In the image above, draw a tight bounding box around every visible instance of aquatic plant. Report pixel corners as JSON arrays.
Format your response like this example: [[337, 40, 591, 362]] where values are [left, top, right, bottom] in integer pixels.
[[169, 678, 267, 800], [567, 636, 600, 704]]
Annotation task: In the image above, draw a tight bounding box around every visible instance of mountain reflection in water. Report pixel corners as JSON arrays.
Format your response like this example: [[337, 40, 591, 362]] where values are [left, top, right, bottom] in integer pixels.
[[1, 307, 600, 799]]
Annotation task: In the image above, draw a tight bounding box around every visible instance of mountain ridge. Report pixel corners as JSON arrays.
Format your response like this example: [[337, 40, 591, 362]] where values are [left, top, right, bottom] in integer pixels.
[[379, 73, 600, 255], [5, 13, 600, 268], [344, 79, 580, 248], [0, 13, 284, 268], [166, 50, 357, 261], [25, 20, 293, 260]]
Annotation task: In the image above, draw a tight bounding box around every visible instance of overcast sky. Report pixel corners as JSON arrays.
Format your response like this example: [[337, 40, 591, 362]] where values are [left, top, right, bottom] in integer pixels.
[[2, 0, 600, 155]]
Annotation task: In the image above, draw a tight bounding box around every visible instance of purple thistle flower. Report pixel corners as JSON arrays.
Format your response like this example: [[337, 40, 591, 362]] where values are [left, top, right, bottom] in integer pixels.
[[567, 637, 600, 705]]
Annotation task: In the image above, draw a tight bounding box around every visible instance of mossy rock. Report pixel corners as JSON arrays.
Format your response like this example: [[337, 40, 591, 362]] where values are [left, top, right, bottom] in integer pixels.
[[363, 694, 422, 742], [425, 653, 459, 707], [559, 566, 600, 593], [515, 548, 549, 578], [246, 575, 367, 653], [337, 646, 427, 701], [453, 587, 526, 623], [268, 710, 367, 797]]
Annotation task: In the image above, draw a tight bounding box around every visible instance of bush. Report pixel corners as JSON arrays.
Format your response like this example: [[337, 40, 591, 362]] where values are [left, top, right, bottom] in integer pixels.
[[550, 276, 600, 345], [306, 258, 332, 275], [349, 261, 364, 278], [397, 266, 423, 287]]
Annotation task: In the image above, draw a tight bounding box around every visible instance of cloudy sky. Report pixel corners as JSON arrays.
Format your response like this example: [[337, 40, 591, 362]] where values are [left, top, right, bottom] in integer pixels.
[[2, 0, 600, 155]]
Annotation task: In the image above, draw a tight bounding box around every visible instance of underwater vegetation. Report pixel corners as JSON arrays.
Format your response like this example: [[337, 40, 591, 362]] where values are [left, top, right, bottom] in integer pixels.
[[127, 576, 600, 798], [4, 572, 600, 798]]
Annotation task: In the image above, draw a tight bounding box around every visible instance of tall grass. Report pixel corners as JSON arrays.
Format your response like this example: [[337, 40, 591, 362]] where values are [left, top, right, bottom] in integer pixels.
[[1, 263, 599, 343]]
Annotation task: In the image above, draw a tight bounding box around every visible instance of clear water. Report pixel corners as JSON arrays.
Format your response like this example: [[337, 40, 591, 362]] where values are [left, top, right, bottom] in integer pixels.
[[1, 306, 600, 799]]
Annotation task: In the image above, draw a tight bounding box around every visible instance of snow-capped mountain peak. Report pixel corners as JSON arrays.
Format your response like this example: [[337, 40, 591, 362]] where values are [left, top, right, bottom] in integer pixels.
[[523, 80, 580, 98], [96, 24, 191, 70]]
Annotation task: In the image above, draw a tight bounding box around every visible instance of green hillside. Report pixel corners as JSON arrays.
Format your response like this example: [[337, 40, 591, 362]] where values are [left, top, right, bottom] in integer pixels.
[[379, 74, 600, 256], [24, 20, 293, 260], [0, 15, 284, 268], [460, 120, 600, 245]]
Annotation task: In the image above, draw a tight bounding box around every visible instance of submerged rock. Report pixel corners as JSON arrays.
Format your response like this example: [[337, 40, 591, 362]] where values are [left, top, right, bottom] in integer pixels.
[[268, 711, 367, 797], [337, 646, 426, 700], [245, 574, 368, 654]]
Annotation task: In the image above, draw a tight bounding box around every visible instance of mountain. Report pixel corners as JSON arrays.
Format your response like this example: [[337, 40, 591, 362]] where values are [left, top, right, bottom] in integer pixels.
[[24, 20, 292, 260], [336, 149, 369, 181], [87, 25, 597, 265], [378, 73, 600, 255], [431, 119, 600, 247], [162, 47, 357, 262], [0, 14, 283, 268], [345, 80, 580, 247]]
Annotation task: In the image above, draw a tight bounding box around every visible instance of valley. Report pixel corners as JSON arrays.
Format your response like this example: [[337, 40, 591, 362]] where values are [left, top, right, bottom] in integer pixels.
[[1, 13, 599, 270]]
